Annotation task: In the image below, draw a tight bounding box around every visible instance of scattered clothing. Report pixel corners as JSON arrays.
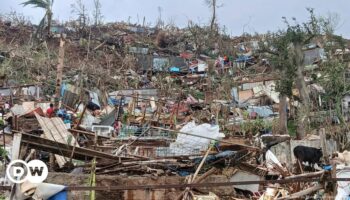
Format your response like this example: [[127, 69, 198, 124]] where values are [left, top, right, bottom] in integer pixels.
[[46, 107, 54, 118]]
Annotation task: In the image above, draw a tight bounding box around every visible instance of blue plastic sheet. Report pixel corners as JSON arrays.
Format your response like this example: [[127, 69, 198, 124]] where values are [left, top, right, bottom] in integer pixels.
[[323, 165, 332, 171], [235, 55, 252, 63], [48, 190, 67, 200], [60, 83, 67, 98], [178, 171, 191, 176], [170, 66, 180, 72], [247, 106, 273, 118], [193, 150, 236, 164]]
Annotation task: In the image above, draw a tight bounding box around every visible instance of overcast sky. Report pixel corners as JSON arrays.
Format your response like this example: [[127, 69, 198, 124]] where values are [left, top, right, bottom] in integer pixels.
[[1, 0, 349, 37]]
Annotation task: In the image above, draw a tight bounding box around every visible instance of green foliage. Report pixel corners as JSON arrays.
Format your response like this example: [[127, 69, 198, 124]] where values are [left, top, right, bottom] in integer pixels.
[[22, 0, 54, 37], [318, 60, 349, 124], [260, 30, 296, 96], [319, 60, 348, 102], [287, 120, 297, 136], [0, 147, 7, 158], [122, 113, 129, 124], [260, 8, 330, 97], [191, 90, 204, 100], [22, 0, 54, 9], [240, 118, 272, 135]]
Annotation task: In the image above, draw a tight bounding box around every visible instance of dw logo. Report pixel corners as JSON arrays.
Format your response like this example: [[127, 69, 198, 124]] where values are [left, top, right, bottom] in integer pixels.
[[6, 160, 48, 184]]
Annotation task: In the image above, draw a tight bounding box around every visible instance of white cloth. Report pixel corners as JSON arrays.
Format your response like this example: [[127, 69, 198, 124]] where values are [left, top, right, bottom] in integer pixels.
[[168, 121, 225, 155], [15, 181, 65, 200], [336, 170, 350, 200], [266, 150, 283, 170]]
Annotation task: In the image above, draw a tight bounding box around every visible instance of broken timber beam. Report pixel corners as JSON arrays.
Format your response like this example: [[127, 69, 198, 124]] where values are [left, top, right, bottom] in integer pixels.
[[55, 38, 65, 106], [283, 170, 325, 180], [20, 133, 132, 161], [74, 104, 87, 129], [69, 129, 110, 139], [276, 184, 323, 200]]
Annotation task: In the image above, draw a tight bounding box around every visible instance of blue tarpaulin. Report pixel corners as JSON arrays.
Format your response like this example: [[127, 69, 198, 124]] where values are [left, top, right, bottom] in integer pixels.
[[235, 55, 253, 63], [170, 66, 180, 72], [48, 190, 67, 200], [60, 82, 67, 98]]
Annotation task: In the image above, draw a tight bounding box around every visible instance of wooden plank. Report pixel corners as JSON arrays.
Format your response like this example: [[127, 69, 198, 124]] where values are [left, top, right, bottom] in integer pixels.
[[283, 170, 325, 180], [276, 184, 323, 200], [320, 128, 329, 163], [11, 133, 22, 160], [35, 113, 79, 168], [21, 133, 132, 161]]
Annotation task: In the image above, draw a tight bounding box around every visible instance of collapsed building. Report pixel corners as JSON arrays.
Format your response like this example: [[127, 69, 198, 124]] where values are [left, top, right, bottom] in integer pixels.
[[0, 17, 350, 200]]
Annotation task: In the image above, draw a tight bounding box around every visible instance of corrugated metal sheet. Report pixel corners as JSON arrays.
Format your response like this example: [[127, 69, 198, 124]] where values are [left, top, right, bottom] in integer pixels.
[[238, 90, 253, 101], [247, 106, 273, 117], [11, 105, 26, 116], [153, 57, 169, 71], [135, 55, 186, 71], [62, 90, 79, 109], [242, 82, 264, 90], [0, 88, 11, 96], [252, 83, 279, 103], [129, 47, 149, 54], [100, 109, 116, 126], [109, 89, 158, 104], [304, 48, 325, 65], [230, 171, 263, 193]]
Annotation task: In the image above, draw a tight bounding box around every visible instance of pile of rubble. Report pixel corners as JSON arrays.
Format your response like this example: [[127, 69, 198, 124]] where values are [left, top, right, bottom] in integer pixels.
[[0, 18, 350, 200]]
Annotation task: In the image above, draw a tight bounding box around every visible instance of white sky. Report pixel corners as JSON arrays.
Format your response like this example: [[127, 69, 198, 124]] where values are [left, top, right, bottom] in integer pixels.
[[1, 0, 349, 37]]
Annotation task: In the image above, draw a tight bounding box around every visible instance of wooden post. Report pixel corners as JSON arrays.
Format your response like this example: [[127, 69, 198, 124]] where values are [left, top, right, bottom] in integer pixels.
[[2, 111, 6, 167], [49, 153, 55, 171], [320, 128, 329, 163], [55, 37, 65, 107], [192, 147, 212, 182], [115, 95, 123, 121], [156, 101, 162, 125], [9, 87, 13, 107], [175, 100, 180, 128], [75, 105, 87, 129], [331, 163, 337, 195], [69, 133, 79, 163], [141, 101, 148, 124], [178, 147, 212, 200], [11, 133, 22, 161]]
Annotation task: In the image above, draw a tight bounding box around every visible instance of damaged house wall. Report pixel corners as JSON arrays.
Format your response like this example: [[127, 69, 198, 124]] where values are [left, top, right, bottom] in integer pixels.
[[270, 139, 338, 170], [135, 55, 186, 72]]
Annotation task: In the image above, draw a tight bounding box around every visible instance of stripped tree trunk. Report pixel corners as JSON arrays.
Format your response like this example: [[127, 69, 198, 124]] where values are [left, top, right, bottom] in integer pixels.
[[47, 11, 52, 36], [294, 43, 310, 139], [279, 94, 288, 135], [210, 0, 217, 32]]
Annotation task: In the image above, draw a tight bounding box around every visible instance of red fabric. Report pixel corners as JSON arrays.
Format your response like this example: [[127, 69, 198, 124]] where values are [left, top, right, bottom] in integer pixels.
[[224, 56, 229, 62], [180, 52, 193, 59], [46, 107, 54, 118]]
